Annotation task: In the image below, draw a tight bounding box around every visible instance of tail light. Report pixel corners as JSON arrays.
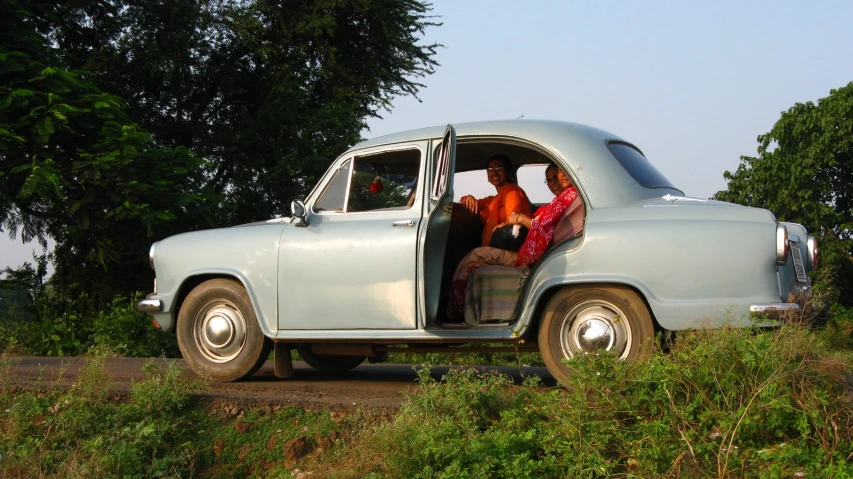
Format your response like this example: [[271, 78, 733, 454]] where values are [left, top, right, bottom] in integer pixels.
[[807, 236, 819, 269], [776, 224, 789, 265]]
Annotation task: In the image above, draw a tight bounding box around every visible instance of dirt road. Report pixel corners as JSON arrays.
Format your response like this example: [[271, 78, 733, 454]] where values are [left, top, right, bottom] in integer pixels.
[[6, 356, 556, 412]]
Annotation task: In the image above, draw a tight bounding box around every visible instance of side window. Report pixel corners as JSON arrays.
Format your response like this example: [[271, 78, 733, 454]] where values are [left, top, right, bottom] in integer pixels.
[[347, 149, 421, 212], [314, 160, 351, 212]]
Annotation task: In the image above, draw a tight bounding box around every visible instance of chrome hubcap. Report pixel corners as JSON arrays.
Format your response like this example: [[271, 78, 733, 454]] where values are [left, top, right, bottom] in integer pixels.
[[193, 301, 247, 363], [559, 300, 633, 359]]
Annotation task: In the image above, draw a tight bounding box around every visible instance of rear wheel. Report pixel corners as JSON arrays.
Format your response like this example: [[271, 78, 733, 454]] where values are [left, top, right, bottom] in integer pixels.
[[538, 286, 654, 384], [177, 278, 272, 382], [297, 345, 366, 372]]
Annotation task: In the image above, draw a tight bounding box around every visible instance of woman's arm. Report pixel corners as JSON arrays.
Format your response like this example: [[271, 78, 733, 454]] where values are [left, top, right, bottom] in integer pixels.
[[507, 211, 536, 229]]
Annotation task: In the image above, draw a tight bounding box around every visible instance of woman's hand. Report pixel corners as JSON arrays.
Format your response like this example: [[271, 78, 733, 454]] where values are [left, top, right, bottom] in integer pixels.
[[508, 212, 532, 228], [460, 195, 479, 214], [492, 222, 507, 232]]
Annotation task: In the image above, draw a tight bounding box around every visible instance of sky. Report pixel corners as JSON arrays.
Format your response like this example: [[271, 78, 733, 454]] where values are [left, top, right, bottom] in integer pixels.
[[3, 0, 853, 272]]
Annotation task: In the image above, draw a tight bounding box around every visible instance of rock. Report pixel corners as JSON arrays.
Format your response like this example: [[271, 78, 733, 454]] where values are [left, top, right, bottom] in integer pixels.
[[213, 439, 224, 457], [237, 444, 251, 463], [283, 436, 313, 468], [265, 435, 278, 451]]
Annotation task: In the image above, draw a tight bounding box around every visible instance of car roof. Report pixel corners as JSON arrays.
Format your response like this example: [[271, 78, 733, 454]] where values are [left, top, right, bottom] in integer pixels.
[[355, 119, 625, 152], [347, 119, 682, 208]]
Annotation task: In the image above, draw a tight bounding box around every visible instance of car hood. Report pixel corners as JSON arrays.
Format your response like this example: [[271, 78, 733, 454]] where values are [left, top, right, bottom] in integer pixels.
[[233, 217, 292, 227]]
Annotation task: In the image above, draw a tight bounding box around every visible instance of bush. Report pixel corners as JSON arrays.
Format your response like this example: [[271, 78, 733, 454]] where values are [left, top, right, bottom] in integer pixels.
[[0, 357, 206, 478], [90, 293, 179, 358], [323, 322, 853, 478], [0, 288, 178, 358]]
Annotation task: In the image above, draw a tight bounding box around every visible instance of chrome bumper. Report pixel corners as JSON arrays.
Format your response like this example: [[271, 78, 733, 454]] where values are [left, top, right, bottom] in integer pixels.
[[749, 303, 800, 318], [136, 299, 162, 312]]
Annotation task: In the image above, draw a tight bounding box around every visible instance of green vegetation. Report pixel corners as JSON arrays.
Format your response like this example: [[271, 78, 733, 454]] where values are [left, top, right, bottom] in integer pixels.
[[2, 317, 851, 478], [0, 356, 346, 478], [319, 320, 853, 478], [715, 81, 853, 306], [2, 0, 441, 317]]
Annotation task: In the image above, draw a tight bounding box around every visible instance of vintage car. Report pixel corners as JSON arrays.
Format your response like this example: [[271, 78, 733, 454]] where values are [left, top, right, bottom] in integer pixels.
[[136, 120, 818, 383]]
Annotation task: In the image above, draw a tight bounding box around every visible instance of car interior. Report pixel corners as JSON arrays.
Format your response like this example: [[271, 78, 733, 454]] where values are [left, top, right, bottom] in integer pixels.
[[434, 140, 587, 326]]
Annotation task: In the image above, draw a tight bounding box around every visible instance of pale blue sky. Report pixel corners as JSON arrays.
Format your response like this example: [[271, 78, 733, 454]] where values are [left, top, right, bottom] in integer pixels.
[[366, 0, 853, 199], [2, 0, 853, 271]]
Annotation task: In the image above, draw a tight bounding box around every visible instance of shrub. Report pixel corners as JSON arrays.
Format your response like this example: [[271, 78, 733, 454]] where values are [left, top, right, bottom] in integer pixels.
[[0, 357, 206, 478], [323, 321, 853, 478], [90, 293, 179, 358]]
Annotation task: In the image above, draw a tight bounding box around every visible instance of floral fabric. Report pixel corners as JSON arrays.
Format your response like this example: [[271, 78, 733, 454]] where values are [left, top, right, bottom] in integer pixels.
[[516, 186, 579, 266]]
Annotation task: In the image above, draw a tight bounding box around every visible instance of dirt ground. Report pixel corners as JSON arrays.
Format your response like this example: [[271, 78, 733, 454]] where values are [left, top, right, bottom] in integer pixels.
[[6, 356, 556, 413]]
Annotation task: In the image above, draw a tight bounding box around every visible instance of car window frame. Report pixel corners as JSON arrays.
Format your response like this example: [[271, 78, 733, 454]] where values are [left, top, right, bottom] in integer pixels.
[[309, 143, 426, 216]]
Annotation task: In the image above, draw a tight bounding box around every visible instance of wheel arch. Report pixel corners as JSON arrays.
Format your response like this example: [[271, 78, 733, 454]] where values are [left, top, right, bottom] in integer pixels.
[[173, 273, 274, 338], [520, 280, 663, 341]]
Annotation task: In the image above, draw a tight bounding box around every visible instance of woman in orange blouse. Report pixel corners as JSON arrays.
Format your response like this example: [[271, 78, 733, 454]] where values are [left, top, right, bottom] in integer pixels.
[[459, 154, 532, 247]]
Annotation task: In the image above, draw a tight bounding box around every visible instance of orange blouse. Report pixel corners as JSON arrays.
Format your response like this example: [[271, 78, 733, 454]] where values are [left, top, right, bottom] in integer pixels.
[[475, 183, 532, 247]]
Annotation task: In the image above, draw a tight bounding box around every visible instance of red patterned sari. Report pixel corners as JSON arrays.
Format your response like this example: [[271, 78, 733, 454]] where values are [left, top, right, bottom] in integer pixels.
[[446, 186, 579, 320], [516, 186, 579, 266]]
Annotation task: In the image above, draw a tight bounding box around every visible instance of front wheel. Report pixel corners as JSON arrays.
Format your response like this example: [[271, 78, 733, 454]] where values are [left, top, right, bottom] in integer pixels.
[[538, 286, 654, 384], [297, 345, 366, 372], [177, 278, 272, 382]]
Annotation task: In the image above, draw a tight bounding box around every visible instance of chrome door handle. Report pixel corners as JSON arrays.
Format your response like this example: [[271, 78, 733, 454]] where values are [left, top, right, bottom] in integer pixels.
[[392, 220, 415, 227]]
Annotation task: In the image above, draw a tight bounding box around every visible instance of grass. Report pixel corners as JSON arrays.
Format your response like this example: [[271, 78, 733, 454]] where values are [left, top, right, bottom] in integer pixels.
[[1, 313, 851, 478]]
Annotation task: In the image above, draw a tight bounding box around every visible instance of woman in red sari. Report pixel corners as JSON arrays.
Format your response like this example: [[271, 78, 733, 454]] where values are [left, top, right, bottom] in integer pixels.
[[447, 164, 579, 320]]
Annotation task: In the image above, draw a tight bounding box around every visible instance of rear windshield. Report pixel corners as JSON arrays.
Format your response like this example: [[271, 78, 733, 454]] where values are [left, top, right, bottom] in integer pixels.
[[608, 142, 677, 190]]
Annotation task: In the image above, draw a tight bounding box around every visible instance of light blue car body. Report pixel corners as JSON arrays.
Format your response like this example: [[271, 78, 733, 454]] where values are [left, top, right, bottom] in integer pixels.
[[142, 120, 813, 344]]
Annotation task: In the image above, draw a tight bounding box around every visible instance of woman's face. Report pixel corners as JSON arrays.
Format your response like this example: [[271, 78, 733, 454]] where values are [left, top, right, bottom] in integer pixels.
[[545, 167, 573, 196], [486, 159, 508, 187]]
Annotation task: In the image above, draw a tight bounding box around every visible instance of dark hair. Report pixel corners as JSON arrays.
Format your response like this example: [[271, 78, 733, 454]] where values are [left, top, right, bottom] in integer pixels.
[[489, 224, 529, 250], [486, 154, 516, 184]]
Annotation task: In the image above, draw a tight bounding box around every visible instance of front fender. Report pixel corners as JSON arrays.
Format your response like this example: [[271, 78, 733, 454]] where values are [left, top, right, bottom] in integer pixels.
[[149, 223, 286, 335]]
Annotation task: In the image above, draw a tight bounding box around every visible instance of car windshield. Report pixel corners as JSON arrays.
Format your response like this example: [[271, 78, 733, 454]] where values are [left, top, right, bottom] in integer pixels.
[[608, 143, 678, 190]]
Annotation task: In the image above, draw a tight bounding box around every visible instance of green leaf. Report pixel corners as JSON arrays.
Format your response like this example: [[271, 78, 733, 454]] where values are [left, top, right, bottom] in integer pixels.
[[34, 117, 55, 144]]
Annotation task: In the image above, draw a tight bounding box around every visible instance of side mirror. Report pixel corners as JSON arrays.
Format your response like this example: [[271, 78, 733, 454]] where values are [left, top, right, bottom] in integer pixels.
[[290, 200, 309, 227]]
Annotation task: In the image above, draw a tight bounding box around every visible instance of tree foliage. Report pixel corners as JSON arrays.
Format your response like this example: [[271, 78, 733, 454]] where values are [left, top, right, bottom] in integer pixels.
[[2, 0, 440, 310], [1, 1, 215, 305], [715, 82, 853, 304], [52, 0, 441, 225]]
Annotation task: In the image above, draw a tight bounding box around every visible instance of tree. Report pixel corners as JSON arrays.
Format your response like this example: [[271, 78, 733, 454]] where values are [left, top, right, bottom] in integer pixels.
[[1, 1, 215, 306], [52, 0, 441, 225], [3, 0, 440, 309], [714, 82, 853, 304]]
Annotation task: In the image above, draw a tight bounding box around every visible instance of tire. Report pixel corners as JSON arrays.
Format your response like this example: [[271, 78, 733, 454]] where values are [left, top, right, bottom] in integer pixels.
[[177, 278, 272, 382], [297, 345, 366, 372], [538, 285, 654, 384]]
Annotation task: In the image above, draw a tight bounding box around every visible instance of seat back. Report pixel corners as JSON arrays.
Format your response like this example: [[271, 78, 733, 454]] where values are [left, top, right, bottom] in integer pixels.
[[550, 197, 585, 247]]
